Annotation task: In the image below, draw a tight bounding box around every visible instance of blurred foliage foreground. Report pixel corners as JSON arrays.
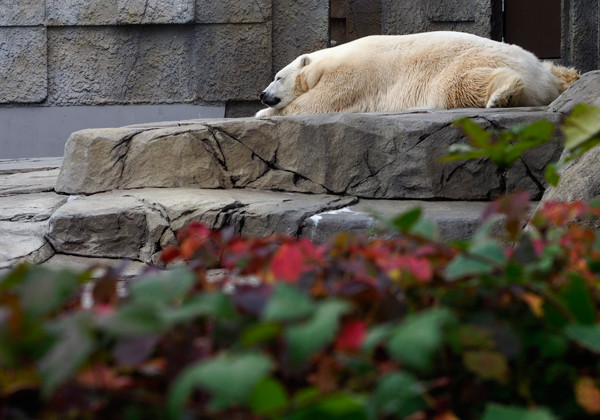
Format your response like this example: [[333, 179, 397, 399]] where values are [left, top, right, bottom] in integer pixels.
[[3, 105, 600, 420]]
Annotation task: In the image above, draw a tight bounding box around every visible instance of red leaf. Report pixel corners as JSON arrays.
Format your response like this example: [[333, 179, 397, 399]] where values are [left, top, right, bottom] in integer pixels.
[[160, 246, 181, 263], [335, 320, 367, 352], [270, 240, 323, 283]]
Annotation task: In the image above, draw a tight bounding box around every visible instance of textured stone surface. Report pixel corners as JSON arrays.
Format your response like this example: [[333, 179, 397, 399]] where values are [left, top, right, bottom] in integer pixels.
[[0, 193, 67, 222], [196, 0, 271, 23], [117, 0, 195, 24], [195, 24, 272, 102], [381, 0, 495, 38], [46, 0, 195, 25], [46, 0, 119, 25], [561, 0, 598, 73], [302, 200, 494, 243], [272, 0, 329, 73], [0, 222, 54, 269], [0, 0, 45, 25], [0, 28, 47, 104], [540, 147, 600, 203], [46, 188, 356, 263], [42, 255, 148, 278], [549, 71, 600, 114], [0, 158, 63, 175], [56, 109, 563, 200], [47, 27, 196, 105], [0, 169, 60, 197]]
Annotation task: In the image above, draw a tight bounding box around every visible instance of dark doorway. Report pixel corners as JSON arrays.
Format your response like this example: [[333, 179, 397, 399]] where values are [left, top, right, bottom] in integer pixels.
[[504, 0, 562, 59]]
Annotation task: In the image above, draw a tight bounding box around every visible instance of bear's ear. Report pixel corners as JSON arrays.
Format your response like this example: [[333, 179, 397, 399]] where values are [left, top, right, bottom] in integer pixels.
[[299, 55, 311, 67]]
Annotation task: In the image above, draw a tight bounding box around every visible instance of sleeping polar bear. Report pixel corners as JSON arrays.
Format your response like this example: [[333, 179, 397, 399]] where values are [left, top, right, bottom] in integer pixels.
[[256, 31, 579, 118]]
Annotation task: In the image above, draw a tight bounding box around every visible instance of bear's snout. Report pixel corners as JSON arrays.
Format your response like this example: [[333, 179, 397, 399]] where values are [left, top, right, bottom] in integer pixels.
[[260, 91, 281, 107]]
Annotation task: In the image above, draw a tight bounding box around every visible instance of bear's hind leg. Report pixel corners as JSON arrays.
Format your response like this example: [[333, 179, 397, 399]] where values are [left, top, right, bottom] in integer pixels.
[[485, 68, 525, 108]]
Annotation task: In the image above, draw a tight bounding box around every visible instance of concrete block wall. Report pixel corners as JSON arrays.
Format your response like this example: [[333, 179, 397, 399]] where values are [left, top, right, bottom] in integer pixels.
[[381, 0, 502, 40], [0, 0, 282, 109]]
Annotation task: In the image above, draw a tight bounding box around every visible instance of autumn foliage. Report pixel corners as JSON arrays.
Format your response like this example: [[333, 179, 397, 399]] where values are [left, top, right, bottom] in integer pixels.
[[2, 193, 600, 419]]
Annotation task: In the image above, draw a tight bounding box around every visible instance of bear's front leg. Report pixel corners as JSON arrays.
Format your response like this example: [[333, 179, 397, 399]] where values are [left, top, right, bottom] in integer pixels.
[[255, 107, 282, 118]]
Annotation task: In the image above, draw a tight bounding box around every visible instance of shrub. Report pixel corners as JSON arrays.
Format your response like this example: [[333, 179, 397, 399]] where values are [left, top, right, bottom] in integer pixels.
[[3, 105, 600, 419]]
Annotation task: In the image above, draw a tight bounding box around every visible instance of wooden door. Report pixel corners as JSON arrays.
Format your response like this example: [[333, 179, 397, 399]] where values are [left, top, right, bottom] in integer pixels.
[[504, 0, 562, 59]]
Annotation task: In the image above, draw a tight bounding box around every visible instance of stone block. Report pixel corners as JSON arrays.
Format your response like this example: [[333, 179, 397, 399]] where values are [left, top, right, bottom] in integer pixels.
[[196, 0, 271, 23], [0, 222, 54, 269], [0, 28, 47, 104], [195, 24, 271, 102], [426, 0, 475, 22], [382, 0, 493, 38], [55, 109, 563, 200], [47, 0, 195, 25], [47, 26, 196, 105], [549, 71, 600, 114], [0, 169, 60, 197], [117, 0, 195, 24], [0, 0, 45, 25], [272, 0, 329, 73], [46, 0, 119, 26]]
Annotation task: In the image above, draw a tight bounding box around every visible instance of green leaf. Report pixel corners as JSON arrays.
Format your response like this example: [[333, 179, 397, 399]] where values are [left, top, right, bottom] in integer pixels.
[[369, 372, 425, 418], [563, 104, 600, 153], [162, 292, 235, 325], [97, 301, 165, 337], [446, 240, 506, 281], [545, 163, 561, 187], [391, 208, 422, 234], [454, 118, 491, 148], [564, 323, 600, 353], [387, 308, 455, 371], [241, 322, 281, 347], [249, 377, 289, 416], [129, 267, 195, 303], [263, 283, 315, 322], [19, 267, 87, 319], [168, 352, 272, 417], [285, 393, 367, 420], [410, 218, 440, 241], [361, 323, 393, 354], [285, 300, 351, 365], [482, 403, 556, 420], [559, 274, 596, 324], [463, 350, 509, 383], [38, 314, 95, 396], [515, 120, 555, 143]]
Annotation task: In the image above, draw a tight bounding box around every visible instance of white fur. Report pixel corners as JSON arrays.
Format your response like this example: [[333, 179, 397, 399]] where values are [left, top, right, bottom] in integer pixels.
[[256, 31, 578, 118]]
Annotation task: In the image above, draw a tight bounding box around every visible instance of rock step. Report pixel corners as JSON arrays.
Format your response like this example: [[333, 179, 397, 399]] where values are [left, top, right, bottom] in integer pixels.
[[44, 187, 498, 265], [55, 108, 563, 200]]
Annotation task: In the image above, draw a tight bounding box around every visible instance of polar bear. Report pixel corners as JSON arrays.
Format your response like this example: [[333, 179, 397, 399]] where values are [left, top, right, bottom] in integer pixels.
[[256, 31, 579, 118]]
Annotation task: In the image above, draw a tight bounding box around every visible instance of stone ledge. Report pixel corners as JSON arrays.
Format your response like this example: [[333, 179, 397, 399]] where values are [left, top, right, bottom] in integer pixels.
[[55, 108, 563, 200]]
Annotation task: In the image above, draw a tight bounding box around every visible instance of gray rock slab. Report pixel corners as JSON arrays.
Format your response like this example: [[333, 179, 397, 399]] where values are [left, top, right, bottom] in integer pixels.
[[43, 254, 149, 278], [46, 188, 357, 263], [301, 200, 493, 242], [0, 193, 67, 222], [196, 0, 271, 23], [549, 70, 600, 114], [194, 24, 272, 102], [0, 169, 60, 197], [47, 26, 196, 105], [0, 222, 54, 269], [0, 158, 63, 175], [0, 0, 45, 25], [46, 193, 168, 262], [0, 28, 47, 104], [540, 146, 600, 203], [56, 109, 563, 200]]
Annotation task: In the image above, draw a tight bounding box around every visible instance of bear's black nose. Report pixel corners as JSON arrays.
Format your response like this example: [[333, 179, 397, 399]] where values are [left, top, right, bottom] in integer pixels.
[[259, 91, 266, 101]]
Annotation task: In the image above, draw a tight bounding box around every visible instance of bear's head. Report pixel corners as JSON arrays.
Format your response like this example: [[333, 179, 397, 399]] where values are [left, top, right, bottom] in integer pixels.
[[259, 54, 319, 109]]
